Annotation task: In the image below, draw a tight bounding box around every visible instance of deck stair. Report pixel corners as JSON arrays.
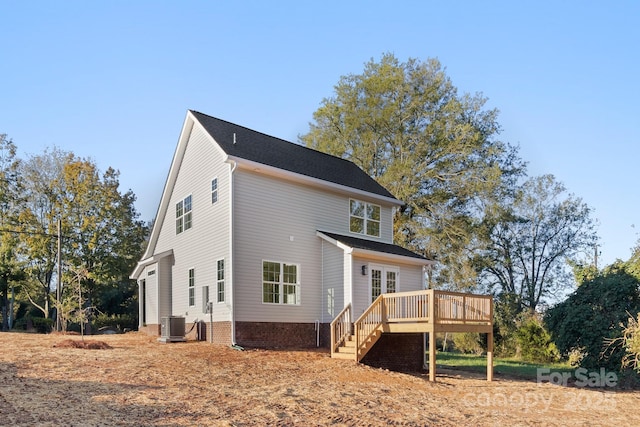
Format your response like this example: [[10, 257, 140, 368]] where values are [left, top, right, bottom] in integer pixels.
[[329, 289, 494, 381]]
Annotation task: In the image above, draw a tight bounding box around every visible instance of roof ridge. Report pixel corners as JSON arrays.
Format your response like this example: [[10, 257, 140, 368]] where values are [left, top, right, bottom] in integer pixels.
[[189, 110, 363, 168]]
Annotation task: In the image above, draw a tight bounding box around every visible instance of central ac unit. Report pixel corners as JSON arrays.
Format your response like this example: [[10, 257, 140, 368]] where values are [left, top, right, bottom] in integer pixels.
[[159, 316, 186, 343]]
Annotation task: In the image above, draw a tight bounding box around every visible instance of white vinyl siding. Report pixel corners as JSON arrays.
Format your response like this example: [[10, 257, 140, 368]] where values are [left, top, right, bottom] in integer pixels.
[[233, 169, 395, 323], [153, 123, 231, 323]]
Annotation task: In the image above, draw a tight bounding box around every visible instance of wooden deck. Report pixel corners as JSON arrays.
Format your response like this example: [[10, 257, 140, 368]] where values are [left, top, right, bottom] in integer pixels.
[[330, 289, 494, 381]]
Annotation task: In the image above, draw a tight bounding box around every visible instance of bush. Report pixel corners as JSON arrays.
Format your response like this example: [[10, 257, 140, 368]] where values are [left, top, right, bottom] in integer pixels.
[[515, 316, 560, 363], [453, 332, 484, 355], [92, 313, 137, 332], [13, 316, 54, 333]]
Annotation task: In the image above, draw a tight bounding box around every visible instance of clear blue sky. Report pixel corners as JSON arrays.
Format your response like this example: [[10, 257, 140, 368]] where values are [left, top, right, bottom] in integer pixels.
[[2, 1, 638, 267]]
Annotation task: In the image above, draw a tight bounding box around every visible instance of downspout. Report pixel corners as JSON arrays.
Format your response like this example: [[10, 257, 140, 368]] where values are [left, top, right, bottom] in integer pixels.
[[321, 240, 324, 324], [227, 159, 238, 345]]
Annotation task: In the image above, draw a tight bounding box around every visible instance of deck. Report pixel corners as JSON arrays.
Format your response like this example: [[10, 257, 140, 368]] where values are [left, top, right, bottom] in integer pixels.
[[330, 289, 494, 381]]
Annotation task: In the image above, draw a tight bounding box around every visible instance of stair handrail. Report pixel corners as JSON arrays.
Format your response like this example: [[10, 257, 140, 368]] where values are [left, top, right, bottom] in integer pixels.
[[354, 294, 385, 361], [330, 303, 352, 356]]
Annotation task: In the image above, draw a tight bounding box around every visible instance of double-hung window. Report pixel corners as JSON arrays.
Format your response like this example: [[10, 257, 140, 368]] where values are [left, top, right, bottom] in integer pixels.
[[349, 199, 380, 237], [262, 261, 300, 305], [188, 268, 195, 306], [176, 195, 193, 234], [217, 259, 225, 303]]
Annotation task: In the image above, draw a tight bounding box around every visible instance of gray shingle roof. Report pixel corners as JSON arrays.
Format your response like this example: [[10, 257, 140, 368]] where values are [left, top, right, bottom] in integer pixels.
[[190, 110, 397, 200], [318, 231, 429, 261]]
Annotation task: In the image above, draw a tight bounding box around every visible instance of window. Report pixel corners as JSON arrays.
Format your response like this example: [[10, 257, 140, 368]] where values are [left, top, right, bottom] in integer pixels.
[[217, 259, 225, 303], [202, 286, 210, 313], [262, 261, 300, 305], [350, 199, 380, 237], [176, 195, 193, 234], [211, 178, 218, 204], [188, 268, 195, 306]]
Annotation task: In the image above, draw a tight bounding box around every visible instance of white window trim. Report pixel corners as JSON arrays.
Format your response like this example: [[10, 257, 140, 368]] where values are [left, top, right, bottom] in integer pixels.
[[261, 260, 301, 305], [211, 177, 219, 205], [176, 194, 193, 234], [368, 263, 400, 303], [216, 258, 225, 303], [188, 267, 196, 307], [349, 199, 381, 237]]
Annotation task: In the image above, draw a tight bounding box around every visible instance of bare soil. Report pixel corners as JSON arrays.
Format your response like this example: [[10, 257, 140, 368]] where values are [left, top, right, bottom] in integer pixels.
[[0, 332, 637, 426]]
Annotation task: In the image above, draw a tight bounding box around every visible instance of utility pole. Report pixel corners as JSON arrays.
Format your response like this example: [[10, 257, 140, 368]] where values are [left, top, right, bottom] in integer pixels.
[[594, 244, 598, 270], [56, 218, 62, 331]]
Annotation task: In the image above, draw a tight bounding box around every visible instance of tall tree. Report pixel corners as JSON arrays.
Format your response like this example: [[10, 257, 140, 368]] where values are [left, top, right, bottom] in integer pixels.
[[56, 158, 147, 329], [19, 150, 148, 326], [19, 147, 69, 318], [300, 53, 523, 288], [478, 174, 598, 312], [0, 134, 25, 330]]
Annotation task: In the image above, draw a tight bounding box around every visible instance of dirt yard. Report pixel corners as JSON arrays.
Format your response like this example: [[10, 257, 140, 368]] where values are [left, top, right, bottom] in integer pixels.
[[0, 332, 637, 426]]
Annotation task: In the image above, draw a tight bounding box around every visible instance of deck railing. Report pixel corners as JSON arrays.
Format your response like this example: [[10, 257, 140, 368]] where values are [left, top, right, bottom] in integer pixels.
[[353, 294, 385, 360], [329, 303, 352, 356], [331, 290, 492, 361]]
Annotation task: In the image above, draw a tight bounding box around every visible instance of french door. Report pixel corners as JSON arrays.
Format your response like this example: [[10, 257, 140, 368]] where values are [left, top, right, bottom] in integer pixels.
[[370, 264, 399, 303]]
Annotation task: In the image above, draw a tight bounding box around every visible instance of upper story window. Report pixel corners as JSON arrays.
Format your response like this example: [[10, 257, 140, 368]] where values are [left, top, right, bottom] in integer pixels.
[[176, 195, 192, 234], [350, 199, 380, 237], [211, 178, 218, 204], [262, 261, 300, 305]]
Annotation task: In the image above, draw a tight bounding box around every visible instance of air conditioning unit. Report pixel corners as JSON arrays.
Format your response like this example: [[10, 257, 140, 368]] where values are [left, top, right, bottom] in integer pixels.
[[158, 316, 186, 343]]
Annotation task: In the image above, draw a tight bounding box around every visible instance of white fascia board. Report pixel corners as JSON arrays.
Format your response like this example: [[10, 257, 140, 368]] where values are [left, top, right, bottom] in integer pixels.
[[130, 249, 174, 279], [316, 231, 433, 266], [228, 156, 403, 207], [140, 112, 196, 261], [350, 247, 435, 267], [316, 231, 353, 253]]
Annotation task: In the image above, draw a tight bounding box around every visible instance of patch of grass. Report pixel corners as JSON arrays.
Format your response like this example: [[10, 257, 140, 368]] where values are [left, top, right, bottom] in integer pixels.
[[435, 351, 572, 379]]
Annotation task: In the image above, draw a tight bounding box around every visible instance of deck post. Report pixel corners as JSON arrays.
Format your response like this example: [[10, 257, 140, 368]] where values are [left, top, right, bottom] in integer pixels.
[[487, 331, 494, 382], [428, 330, 436, 381]]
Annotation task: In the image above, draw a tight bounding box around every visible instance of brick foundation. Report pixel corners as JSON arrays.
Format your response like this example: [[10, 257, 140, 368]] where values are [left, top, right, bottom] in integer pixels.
[[138, 321, 232, 346], [138, 324, 161, 335], [235, 322, 330, 348], [360, 333, 425, 372]]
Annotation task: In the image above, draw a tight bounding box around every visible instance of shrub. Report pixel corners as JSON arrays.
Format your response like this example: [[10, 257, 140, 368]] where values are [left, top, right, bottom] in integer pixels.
[[453, 332, 484, 355], [92, 313, 137, 332], [13, 316, 54, 333], [515, 316, 560, 363]]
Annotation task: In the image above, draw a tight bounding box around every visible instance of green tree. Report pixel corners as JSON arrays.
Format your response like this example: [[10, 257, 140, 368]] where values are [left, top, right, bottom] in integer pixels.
[[545, 261, 640, 371], [0, 134, 25, 331], [57, 158, 147, 330], [19, 147, 69, 319], [477, 174, 597, 312], [300, 53, 523, 289], [18, 150, 148, 328]]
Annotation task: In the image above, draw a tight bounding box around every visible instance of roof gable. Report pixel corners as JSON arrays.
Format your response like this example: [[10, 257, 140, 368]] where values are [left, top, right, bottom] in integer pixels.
[[190, 110, 397, 200]]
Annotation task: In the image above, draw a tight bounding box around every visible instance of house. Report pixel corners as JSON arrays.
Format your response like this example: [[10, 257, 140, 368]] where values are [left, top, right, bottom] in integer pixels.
[[131, 110, 493, 379]]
